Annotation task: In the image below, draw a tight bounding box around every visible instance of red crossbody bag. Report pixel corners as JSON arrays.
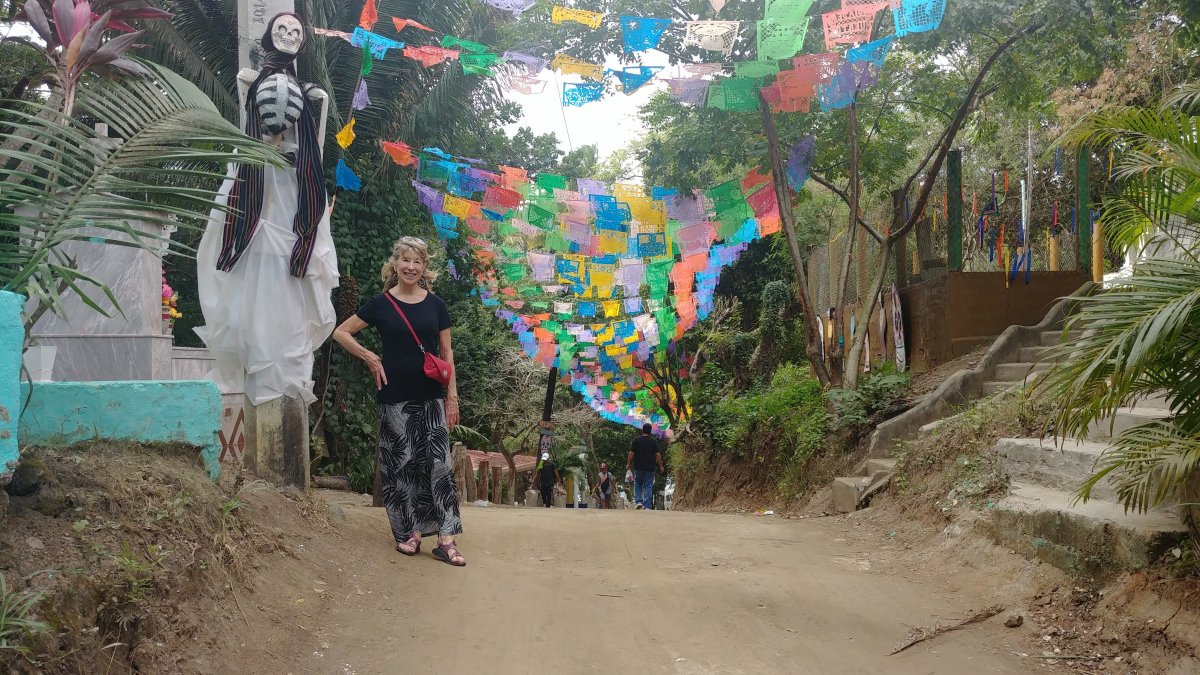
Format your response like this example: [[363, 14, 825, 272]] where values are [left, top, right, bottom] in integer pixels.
[[383, 293, 453, 387]]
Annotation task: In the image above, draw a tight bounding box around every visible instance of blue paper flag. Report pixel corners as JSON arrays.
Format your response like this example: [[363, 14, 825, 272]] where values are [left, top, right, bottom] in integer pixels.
[[608, 66, 664, 93], [562, 82, 606, 107], [637, 232, 667, 257], [336, 159, 362, 191], [351, 27, 404, 59], [620, 17, 673, 53], [893, 0, 947, 37], [847, 35, 895, 67]]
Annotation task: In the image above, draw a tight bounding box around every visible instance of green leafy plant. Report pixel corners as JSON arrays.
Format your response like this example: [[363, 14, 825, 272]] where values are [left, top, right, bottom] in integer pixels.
[[18, 0, 171, 116], [1040, 83, 1200, 552], [825, 365, 910, 431], [703, 363, 828, 462], [0, 60, 282, 327], [0, 571, 49, 659]]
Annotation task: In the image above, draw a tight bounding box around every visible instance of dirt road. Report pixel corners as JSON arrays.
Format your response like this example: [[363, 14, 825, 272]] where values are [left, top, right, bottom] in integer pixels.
[[208, 493, 1048, 675]]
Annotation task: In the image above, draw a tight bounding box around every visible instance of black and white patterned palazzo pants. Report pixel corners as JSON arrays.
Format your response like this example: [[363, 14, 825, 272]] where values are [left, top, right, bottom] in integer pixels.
[[378, 399, 462, 540]]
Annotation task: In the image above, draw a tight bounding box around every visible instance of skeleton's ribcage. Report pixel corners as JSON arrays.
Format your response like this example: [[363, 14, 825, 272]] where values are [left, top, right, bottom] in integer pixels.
[[255, 73, 303, 136]]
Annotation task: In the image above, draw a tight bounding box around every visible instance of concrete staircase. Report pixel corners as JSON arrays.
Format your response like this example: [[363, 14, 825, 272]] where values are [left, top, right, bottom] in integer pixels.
[[830, 286, 1094, 514], [984, 399, 1188, 575], [831, 327, 1077, 513], [978, 331, 1065, 395]]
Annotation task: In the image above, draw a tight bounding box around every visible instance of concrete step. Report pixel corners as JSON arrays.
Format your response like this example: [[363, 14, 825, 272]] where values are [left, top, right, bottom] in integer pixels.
[[863, 458, 896, 481], [833, 459, 901, 512], [1040, 330, 1083, 347], [918, 419, 946, 439], [1087, 405, 1171, 441], [981, 380, 1017, 396], [996, 437, 1116, 502], [980, 481, 1187, 576], [982, 369, 1051, 396], [1018, 345, 1054, 363], [993, 361, 1049, 382], [1133, 391, 1172, 409], [832, 475, 872, 513]]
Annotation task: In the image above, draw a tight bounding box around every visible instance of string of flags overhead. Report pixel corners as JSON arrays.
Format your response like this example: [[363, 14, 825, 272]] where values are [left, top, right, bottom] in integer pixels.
[[324, 0, 949, 428], [409, 147, 794, 430]]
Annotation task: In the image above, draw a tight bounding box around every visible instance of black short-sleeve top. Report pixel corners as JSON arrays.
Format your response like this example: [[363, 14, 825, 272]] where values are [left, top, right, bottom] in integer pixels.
[[356, 291, 453, 404]]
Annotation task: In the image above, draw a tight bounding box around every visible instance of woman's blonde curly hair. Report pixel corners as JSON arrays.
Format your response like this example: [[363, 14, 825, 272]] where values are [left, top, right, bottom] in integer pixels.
[[381, 236, 438, 291]]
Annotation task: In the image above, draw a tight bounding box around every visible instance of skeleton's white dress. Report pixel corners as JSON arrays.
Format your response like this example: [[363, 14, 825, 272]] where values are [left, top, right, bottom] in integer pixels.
[[195, 124, 338, 405]]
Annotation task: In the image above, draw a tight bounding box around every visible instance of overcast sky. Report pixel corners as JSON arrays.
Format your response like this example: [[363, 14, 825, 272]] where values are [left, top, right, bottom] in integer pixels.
[[503, 51, 682, 159]]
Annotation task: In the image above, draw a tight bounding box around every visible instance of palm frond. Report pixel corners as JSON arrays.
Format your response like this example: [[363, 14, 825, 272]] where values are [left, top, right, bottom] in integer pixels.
[[0, 60, 283, 319], [1077, 420, 1200, 513], [136, 0, 240, 119], [1039, 257, 1200, 437]]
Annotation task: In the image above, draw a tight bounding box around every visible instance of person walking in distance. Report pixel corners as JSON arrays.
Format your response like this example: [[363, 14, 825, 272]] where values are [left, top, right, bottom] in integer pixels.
[[593, 462, 614, 509], [331, 237, 465, 566], [626, 424, 664, 510], [537, 452, 560, 508]]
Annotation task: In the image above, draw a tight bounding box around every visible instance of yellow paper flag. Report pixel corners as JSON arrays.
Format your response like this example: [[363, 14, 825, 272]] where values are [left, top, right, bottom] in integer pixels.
[[627, 197, 666, 228], [602, 300, 621, 318], [335, 118, 356, 149], [551, 6, 604, 29], [551, 53, 604, 80], [598, 231, 628, 255], [442, 194, 473, 219]]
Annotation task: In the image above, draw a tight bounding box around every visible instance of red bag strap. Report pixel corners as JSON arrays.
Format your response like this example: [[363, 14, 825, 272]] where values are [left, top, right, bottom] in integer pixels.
[[383, 292, 426, 353]]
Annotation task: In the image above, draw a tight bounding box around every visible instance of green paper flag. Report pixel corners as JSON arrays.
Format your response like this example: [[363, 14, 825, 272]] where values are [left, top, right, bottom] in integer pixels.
[[706, 178, 744, 211], [544, 231, 569, 252], [537, 173, 569, 190], [502, 264, 527, 282], [764, 0, 814, 23], [527, 204, 556, 228], [756, 18, 810, 62], [734, 59, 781, 80], [707, 77, 759, 111], [461, 53, 501, 76], [441, 35, 488, 54], [361, 43, 374, 76]]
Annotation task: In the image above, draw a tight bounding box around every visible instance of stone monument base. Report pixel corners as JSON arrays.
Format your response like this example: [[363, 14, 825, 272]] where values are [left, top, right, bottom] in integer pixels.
[[243, 394, 309, 488]]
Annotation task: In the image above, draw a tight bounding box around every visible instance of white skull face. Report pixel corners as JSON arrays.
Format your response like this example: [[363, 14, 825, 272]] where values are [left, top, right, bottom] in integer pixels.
[[271, 15, 304, 55]]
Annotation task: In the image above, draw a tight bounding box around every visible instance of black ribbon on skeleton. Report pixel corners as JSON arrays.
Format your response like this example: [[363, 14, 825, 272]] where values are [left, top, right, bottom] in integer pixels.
[[216, 50, 327, 278]]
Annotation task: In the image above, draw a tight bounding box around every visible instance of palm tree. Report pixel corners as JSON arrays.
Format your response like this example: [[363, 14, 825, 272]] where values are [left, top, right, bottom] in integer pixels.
[[139, 0, 505, 165], [1040, 83, 1200, 552], [1, 60, 282, 326]]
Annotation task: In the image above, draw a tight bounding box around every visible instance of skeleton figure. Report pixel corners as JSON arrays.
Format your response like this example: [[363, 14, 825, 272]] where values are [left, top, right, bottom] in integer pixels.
[[194, 12, 338, 406]]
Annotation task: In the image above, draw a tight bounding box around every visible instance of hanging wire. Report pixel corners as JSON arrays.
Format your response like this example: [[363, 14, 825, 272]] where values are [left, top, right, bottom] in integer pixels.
[[551, 70, 576, 153]]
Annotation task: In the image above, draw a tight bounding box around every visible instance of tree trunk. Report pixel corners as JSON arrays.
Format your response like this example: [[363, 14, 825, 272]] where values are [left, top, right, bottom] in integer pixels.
[[844, 238, 892, 390], [759, 94, 832, 388], [504, 452, 518, 506], [828, 103, 861, 383], [842, 25, 1040, 386]]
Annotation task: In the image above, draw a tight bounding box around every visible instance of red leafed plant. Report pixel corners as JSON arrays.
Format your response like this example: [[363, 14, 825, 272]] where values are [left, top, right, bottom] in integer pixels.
[[19, 0, 172, 115]]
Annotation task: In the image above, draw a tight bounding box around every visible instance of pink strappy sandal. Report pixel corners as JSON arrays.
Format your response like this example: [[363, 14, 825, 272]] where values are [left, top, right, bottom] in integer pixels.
[[396, 533, 421, 556], [432, 540, 466, 567]]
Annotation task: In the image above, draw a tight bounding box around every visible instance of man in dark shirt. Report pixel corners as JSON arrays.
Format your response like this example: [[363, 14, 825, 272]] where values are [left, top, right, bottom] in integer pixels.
[[537, 452, 560, 508], [626, 424, 664, 510]]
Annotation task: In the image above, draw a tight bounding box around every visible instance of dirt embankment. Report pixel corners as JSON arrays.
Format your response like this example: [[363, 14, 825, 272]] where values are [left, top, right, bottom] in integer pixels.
[[2, 437, 1196, 674], [0, 443, 331, 674]]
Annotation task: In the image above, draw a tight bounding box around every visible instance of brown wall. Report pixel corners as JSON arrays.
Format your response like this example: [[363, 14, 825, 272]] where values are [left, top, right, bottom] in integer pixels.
[[900, 271, 1089, 372]]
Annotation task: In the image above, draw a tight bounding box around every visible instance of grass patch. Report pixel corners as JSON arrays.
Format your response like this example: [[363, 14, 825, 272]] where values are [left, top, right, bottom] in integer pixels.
[[889, 390, 1052, 518]]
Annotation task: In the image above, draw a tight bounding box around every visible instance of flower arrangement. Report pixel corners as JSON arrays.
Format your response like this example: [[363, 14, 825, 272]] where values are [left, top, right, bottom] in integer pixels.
[[162, 274, 182, 333]]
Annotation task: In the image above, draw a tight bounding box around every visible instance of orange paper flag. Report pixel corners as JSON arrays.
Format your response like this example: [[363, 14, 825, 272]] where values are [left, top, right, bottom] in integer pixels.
[[359, 0, 378, 30], [381, 141, 416, 166], [392, 17, 434, 32]]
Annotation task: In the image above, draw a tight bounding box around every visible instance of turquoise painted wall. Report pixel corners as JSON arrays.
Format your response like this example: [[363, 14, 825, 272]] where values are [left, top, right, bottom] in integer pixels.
[[0, 291, 24, 479], [20, 380, 222, 478]]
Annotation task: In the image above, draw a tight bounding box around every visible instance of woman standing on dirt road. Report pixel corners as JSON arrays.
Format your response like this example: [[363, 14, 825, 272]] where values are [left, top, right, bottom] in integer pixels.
[[331, 237, 466, 567]]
